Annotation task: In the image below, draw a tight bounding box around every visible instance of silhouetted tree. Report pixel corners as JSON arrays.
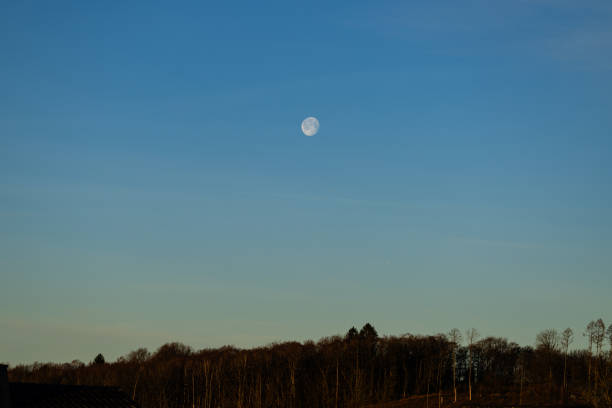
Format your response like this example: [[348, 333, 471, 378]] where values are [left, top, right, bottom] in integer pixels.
[[94, 354, 106, 365], [585, 320, 596, 390], [593, 319, 605, 358], [536, 329, 559, 353], [465, 328, 479, 401], [345, 327, 358, 342], [448, 328, 461, 402], [359, 323, 378, 341], [607, 324, 612, 360], [561, 328, 573, 394], [536, 329, 559, 400], [592, 319, 606, 396], [7, 323, 606, 408]]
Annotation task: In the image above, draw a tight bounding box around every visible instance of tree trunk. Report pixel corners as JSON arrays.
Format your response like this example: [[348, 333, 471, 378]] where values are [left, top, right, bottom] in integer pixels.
[[452, 350, 457, 403], [563, 352, 568, 394], [335, 358, 339, 408], [426, 364, 431, 408], [519, 365, 524, 406], [437, 359, 442, 408], [132, 368, 140, 400], [468, 350, 472, 401]]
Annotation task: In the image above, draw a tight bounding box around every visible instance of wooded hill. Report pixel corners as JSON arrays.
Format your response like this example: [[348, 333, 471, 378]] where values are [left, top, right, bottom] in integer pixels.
[[7, 321, 612, 408]]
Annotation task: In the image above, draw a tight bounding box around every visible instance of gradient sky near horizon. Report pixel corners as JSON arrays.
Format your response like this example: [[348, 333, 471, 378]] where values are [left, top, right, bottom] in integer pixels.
[[1, 1, 612, 365]]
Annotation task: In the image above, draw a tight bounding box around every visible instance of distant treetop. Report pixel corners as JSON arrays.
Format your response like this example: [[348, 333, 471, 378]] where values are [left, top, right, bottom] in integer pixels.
[[359, 323, 378, 340], [93, 353, 105, 365], [345, 327, 359, 342]]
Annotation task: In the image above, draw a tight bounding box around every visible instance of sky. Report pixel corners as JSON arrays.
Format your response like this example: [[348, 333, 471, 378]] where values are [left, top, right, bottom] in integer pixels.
[[1, 0, 612, 365]]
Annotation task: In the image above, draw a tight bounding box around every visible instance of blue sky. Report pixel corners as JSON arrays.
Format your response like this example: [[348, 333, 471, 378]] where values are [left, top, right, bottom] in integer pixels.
[[1, 0, 611, 364]]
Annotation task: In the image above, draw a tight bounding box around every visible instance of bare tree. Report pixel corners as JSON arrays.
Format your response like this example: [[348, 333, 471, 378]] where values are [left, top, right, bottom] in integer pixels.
[[592, 319, 606, 393], [535, 329, 559, 353], [536, 329, 559, 399], [517, 350, 527, 405], [448, 328, 462, 403], [593, 319, 606, 358], [13, 325, 612, 408], [585, 320, 596, 390], [435, 335, 447, 408], [561, 328, 573, 393], [465, 328, 479, 401]]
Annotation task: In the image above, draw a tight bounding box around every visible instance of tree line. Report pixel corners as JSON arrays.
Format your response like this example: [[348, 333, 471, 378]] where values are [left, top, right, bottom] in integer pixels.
[[7, 320, 612, 408]]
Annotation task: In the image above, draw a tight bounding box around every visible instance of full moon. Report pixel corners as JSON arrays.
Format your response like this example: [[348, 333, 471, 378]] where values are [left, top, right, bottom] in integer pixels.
[[301, 116, 319, 136]]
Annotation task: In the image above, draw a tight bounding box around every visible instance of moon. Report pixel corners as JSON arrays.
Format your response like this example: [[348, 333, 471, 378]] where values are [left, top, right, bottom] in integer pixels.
[[301, 117, 319, 136]]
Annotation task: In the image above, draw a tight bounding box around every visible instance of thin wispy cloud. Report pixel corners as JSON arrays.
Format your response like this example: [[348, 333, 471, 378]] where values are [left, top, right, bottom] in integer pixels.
[[345, 1, 612, 69], [539, 28, 612, 70], [453, 236, 543, 250]]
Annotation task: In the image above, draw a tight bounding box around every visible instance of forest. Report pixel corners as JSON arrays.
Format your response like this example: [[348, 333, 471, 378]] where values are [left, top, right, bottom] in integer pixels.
[[7, 320, 612, 408]]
